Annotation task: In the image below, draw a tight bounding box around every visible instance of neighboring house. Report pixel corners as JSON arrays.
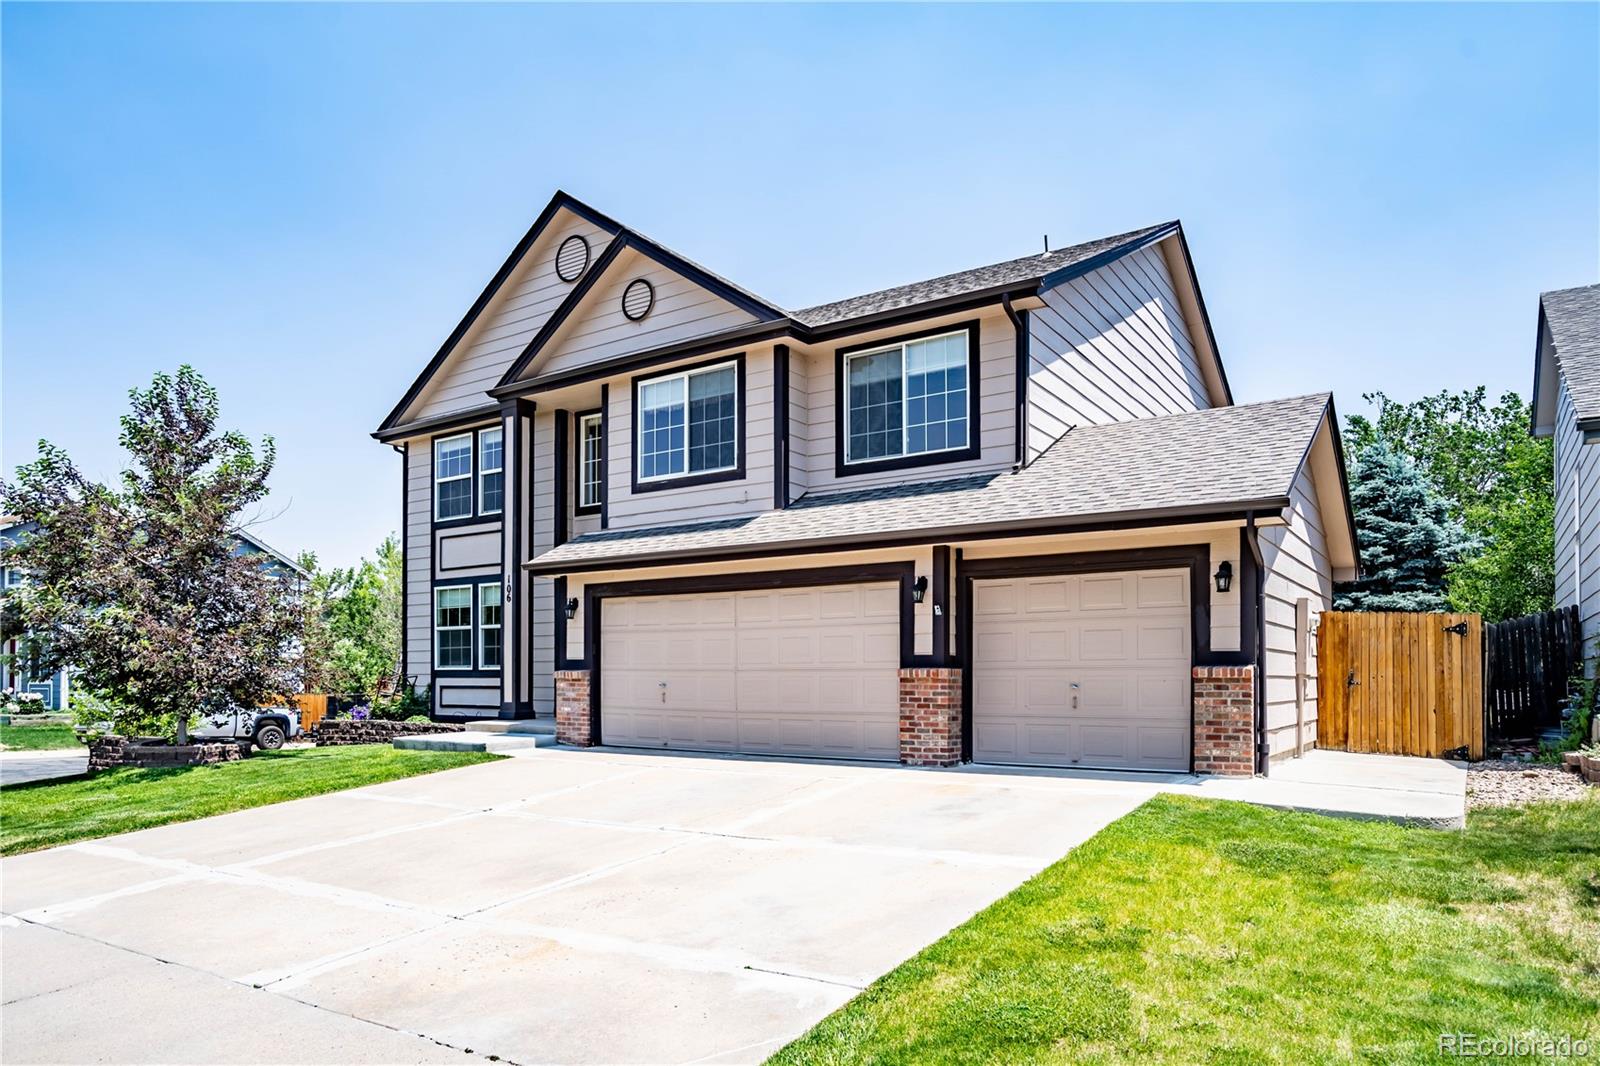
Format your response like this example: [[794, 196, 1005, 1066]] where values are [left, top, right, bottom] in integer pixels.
[[0, 518, 307, 710], [1531, 282, 1600, 665], [375, 191, 1358, 775]]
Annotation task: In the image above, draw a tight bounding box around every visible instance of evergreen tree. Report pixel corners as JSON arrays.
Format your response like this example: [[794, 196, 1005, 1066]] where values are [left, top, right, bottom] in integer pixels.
[[1335, 440, 1473, 612]]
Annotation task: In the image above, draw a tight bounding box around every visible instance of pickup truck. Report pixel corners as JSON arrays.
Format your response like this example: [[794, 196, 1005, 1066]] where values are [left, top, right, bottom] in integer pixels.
[[192, 707, 301, 750]]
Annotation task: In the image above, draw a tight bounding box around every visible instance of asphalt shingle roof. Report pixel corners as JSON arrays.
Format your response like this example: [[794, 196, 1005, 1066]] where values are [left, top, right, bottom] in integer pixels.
[[791, 223, 1175, 327], [1542, 284, 1600, 424], [529, 393, 1331, 572]]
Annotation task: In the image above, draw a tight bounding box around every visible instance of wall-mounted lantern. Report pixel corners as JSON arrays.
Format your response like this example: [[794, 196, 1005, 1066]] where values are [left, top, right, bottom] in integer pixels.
[[1214, 561, 1233, 594], [911, 576, 929, 604], [564, 597, 580, 620]]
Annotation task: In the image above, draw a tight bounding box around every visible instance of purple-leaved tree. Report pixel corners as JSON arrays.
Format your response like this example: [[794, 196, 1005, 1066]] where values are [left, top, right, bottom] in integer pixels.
[[0, 366, 302, 743]]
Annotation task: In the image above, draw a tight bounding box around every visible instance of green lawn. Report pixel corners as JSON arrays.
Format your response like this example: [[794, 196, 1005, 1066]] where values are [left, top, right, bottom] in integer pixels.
[[0, 745, 502, 855], [772, 794, 1600, 1066], [0, 723, 84, 751]]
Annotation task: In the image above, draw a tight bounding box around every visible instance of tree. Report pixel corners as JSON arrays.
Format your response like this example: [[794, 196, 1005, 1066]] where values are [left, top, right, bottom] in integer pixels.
[[298, 535, 403, 697], [1343, 388, 1555, 620], [0, 366, 302, 743], [1335, 440, 1473, 612]]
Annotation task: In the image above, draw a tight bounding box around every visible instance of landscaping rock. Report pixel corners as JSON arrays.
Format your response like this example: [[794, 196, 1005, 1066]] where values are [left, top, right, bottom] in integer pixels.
[[88, 735, 247, 771], [1466, 759, 1593, 809], [312, 719, 464, 746]]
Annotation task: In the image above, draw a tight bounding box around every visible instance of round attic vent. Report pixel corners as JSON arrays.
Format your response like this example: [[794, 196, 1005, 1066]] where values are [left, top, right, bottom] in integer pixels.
[[555, 235, 590, 283], [622, 278, 655, 321]]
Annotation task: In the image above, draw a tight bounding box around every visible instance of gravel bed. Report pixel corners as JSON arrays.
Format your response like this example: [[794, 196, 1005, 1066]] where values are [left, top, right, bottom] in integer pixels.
[[1466, 760, 1593, 809]]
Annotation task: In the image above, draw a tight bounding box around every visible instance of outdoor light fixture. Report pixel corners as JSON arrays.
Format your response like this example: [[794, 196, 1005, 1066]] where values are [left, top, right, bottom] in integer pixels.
[[564, 597, 579, 620], [1214, 561, 1233, 594], [911, 576, 929, 604]]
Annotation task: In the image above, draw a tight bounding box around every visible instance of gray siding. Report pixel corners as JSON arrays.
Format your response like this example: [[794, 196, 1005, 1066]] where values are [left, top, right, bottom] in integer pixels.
[[1554, 376, 1600, 662], [1260, 466, 1332, 757], [798, 309, 1018, 493], [530, 411, 556, 714], [410, 213, 614, 421], [403, 439, 433, 680], [535, 253, 760, 378], [1026, 245, 1212, 460]]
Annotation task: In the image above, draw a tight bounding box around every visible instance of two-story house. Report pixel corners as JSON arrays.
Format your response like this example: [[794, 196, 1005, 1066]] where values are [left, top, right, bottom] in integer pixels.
[[375, 192, 1358, 775], [1531, 283, 1600, 665]]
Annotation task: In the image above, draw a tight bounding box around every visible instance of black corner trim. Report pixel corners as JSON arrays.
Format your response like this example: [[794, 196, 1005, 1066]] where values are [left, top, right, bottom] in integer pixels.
[[833, 320, 982, 479], [773, 344, 790, 509], [598, 384, 611, 530], [629, 353, 748, 495]]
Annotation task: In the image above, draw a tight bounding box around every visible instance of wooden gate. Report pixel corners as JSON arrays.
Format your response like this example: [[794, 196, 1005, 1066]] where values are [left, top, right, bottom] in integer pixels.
[[1316, 612, 1484, 759]]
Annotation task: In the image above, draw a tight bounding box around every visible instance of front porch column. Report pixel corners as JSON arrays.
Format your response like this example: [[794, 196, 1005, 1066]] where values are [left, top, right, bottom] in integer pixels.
[[554, 669, 594, 746], [1193, 665, 1255, 775], [899, 668, 962, 766]]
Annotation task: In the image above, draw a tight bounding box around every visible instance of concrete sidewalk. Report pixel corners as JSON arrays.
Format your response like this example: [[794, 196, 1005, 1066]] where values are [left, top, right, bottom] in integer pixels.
[[0, 750, 89, 787]]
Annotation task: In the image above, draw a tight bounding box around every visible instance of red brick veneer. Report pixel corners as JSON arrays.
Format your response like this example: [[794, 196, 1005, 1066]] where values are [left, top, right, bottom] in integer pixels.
[[899, 668, 963, 767], [554, 670, 594, 747], [1193, 665, 1256, 776]]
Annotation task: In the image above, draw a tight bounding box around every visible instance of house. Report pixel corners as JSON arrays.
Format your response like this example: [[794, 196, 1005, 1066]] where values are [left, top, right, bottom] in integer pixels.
[[1531, 282, 1600, 664], [374, 192, 1358, 775], [0, 519, 308, 710]]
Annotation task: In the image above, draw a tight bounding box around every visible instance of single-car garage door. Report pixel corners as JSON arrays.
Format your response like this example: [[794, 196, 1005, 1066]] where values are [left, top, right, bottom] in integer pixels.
[[972, 568, 1191, 771], [600, 582, 901, 761]]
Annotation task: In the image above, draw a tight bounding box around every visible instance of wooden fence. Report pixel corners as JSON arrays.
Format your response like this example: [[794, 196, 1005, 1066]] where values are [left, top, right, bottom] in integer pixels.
[[290, 693, 330, 732], [1484, 606, 1582, 740], [1316, 612, 1484, 760]]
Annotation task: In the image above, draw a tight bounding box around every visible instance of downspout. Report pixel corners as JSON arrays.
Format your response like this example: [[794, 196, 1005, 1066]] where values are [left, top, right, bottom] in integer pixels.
[[1001, 294, 1029, 470], [1246, 512, 1269, 777]]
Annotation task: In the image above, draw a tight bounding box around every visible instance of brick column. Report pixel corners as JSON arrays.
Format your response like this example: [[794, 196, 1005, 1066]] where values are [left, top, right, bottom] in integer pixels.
[[1193, 665, 1255, 776], [554, 670, 593, 747], [899, 668, 962, 767]]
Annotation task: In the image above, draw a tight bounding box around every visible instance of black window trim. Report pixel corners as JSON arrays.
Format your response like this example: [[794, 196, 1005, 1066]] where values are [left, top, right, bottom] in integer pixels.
[[432, 431, 476, 524], [574, 408, 603, 515], [833, 319, 982, 479], [629, 352, 748, 495], [431, 422, 504, 530]]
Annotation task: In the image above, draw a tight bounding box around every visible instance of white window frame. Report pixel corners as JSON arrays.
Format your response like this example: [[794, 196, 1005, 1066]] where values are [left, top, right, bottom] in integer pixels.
[[843, 327, 971, 466], [433, 585, 474, 671], [478, 426, 504, 517], [434, 433, 474, 521], [478, 581, 502, 670], [636, 360, 739, 484], [578, 412, 604, 509]]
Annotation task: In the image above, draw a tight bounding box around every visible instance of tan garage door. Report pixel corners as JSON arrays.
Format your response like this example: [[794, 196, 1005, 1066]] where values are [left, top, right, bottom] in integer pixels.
[[972, 569, 1191, 771], [600, 582, 901, 761]]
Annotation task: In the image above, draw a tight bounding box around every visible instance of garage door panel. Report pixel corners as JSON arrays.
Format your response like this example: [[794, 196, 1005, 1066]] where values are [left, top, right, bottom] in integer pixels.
[[603, 582, 900, 761], [974, 568, 1191, 771]]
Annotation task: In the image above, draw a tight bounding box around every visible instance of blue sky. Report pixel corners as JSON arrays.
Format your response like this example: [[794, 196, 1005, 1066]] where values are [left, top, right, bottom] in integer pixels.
[[4, 3, 1596, 567]]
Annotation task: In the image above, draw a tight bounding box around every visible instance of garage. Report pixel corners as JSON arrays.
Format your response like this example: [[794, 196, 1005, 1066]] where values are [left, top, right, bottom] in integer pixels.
[[599, 581, 902, 760], [971, 568, 1192, 771]]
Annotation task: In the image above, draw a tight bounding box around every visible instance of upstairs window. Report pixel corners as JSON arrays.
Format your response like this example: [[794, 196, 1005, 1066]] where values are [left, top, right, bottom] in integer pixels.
[[434, 586, 473, 669], [843, 326, 974, 468], [577, 412, 604, 510], [434, 434, 473, 520], [637, 361, 738, 482], [478, 427, 504, 515]]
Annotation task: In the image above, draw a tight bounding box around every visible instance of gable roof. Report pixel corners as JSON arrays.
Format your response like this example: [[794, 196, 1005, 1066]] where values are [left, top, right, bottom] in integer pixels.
[[375, 191, 626, 436], [791, 222, 1176, 328], [528, 393, 1339, 574], [1534, 283, 1600, 431]]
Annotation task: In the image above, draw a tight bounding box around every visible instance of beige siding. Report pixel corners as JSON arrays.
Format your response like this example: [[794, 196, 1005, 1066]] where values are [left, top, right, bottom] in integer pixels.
[[403, 440, 433, 679], [529, 411, 556, 714], [603, 349, 776, 530], [798, 308, 1017, 494], [1026, 245, 1212, 460], [787, 350, 811, 501], [436, 677, 501, 717], [411, 213, 614, 420], [534, 251, 759, 378], [1554, 376, 1600, 662], [1260, 467, 1332, 757]]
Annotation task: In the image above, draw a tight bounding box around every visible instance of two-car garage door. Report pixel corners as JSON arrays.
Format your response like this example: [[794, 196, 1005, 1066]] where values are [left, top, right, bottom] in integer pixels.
[[971, 569, 1192, 771], [600, 582, 902, 761]]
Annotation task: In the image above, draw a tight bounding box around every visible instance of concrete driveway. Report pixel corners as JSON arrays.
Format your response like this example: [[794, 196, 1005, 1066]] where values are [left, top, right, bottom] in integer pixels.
[[1, 747, 1164, 1065]]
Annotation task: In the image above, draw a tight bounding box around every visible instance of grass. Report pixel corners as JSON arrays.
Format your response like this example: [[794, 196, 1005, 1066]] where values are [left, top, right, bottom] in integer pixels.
[[0, 745, 502, 855], [0, 723, 84, 751], [771, 794, 1600, 1066]]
